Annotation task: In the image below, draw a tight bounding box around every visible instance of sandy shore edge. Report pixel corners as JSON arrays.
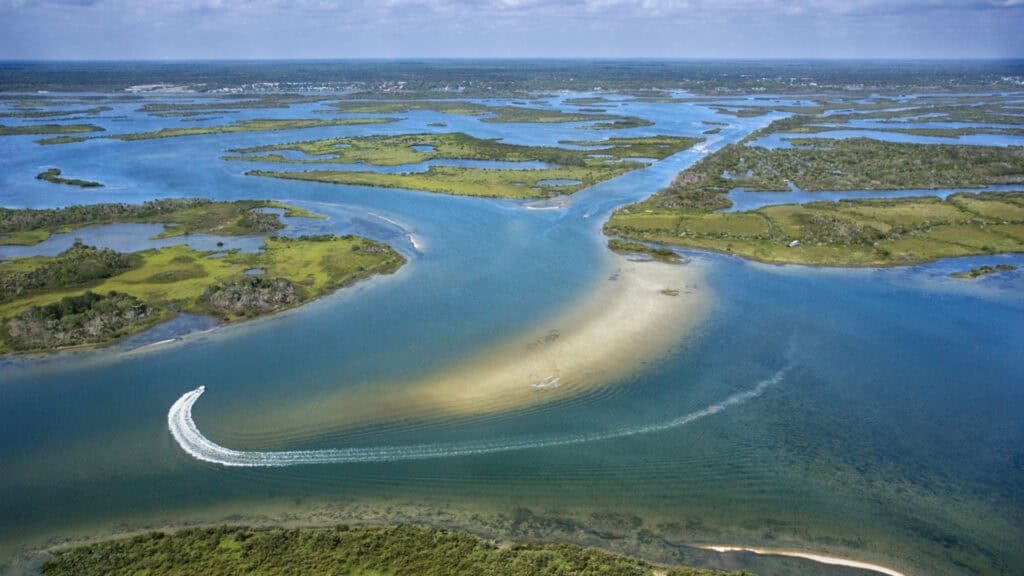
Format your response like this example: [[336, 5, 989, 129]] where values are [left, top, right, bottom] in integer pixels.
[[697, 545, 908, 576]]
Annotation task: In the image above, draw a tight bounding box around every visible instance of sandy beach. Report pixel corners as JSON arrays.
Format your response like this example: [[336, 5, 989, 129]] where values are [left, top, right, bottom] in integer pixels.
[[214, 252, 708, 442], [698, 545, 908, 576]]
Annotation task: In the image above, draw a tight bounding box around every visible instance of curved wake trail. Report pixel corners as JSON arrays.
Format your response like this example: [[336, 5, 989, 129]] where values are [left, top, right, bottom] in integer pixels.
[[168, 366, 791, 467]]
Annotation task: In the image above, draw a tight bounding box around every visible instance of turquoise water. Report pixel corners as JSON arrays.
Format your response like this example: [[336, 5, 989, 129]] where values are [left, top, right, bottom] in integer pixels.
[[1, 95, 1022, 576]]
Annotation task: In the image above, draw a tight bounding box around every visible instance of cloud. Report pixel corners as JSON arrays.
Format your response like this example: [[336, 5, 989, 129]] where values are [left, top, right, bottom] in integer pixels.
[[0, 0, 1021, 58]]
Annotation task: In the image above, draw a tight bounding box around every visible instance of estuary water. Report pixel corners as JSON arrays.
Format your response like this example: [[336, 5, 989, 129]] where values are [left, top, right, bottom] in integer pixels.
[[0, 93, 1022, 576]]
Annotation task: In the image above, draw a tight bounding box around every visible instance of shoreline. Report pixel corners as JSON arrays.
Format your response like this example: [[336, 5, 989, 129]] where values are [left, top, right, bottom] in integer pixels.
[[697, 545, 908, 576], [9, 516, 910, 576]]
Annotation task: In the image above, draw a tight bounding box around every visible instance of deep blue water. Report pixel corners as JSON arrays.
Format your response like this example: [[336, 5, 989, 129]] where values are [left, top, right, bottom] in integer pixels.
[[0, 93, 1022, 576]]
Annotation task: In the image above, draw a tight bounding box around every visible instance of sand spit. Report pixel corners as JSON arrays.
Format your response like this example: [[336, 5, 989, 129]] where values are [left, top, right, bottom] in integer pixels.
[[699, 545, 908, 576], [217, 253, 709, 441]]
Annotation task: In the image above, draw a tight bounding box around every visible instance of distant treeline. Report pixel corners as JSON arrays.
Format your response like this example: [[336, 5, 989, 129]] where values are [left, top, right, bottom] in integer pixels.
[[2, 60, 1023, 94]]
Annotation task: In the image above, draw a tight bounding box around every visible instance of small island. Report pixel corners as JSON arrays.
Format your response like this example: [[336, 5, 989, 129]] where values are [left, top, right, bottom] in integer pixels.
[[40, 524, 746, 576], [327, 99, 652, 127], [0, 123, 104, 137], [36, 167, 104, 188], [233, 133, 700, 198], [950, 263, 1017, 279], [113, 117, 399, 141], [608, 238, 682, 263]]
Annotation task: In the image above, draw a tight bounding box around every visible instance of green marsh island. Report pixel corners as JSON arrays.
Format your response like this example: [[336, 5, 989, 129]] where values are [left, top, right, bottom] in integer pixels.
[[0, 199, 404, 353], [36, 167, 104, 188], [237, 132, 701, 198]]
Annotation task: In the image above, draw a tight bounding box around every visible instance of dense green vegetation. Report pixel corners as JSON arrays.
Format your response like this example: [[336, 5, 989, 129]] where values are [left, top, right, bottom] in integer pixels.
[[0, 241, 138, 304], [0, 198, 322, 246], [42, 524, 749, 576], [328, 100, 649, 126], [0, 105, 111, 118], [0, 234, 405, 352], [113, 117, 398, 141], [714, 139, 1021, 193], [236, 133, 699, 198], [607, 239, 682, 263], [36, 167, 104, 188], [784, 124, 1024, 138], [950, 263, 1017, 279], [250, 166, 627, 198], [1, 291, 160, 352], [0, 123, 103, 136], [606, 136, 1024, 266], [608, 192, 1024, 267], [35, 135, 88, 145], [228, 132, 696, 166], [137, 96, 327, 114]]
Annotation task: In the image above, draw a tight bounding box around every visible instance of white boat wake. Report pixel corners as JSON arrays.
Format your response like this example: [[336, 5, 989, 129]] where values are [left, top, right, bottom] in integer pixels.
[[168, 366, 790, 467]]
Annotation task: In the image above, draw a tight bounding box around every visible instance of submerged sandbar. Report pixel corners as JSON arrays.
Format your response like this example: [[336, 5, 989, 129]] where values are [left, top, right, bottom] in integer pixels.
[[212, 253, 708, 441]]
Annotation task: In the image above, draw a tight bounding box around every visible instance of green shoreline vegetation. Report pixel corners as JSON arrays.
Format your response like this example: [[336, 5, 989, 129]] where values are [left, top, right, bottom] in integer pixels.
[[35, 135, 89, 145], [113, 117, 399, 141], [0, 232, 404, 353], [35, 167, 103, 188], [607, 239, 682, 263], [234, 133, 700, 198], [605, 136, 1024, 266], [0, 105, 111, 119], [0, 123, 104, 136], [950, 263, 1017, 279], [41, 524, 747, 576], [0, 198, 323, 246], [327, 99, 652, 127], [137, 95, 329, 115]]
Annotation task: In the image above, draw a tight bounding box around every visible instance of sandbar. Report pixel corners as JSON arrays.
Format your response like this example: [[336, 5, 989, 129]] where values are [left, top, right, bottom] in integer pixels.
[[698, 545, 907, 576], [218, 252, 708, 442]]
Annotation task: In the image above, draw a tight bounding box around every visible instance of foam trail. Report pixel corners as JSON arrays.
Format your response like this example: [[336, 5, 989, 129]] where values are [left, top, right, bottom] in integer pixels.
[[168, 366, 790, 467]]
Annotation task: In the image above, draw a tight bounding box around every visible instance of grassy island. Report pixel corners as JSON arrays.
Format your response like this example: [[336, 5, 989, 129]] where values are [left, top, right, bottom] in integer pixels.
[[0, 198, 322, 246], [327, 99, 651, 126], [36, 167, 103, 188], [0, 233, 404, 353], [0, 123, 104, 137], [234, 133, 700, 198], [113, 117, 398, 141], [35, 135, 89, 145], [605, 137, 1024, 267], [137, 96, 328, 115], [0, 105, 112, 119], [607, 239, 682, 263], [582, 117, 655, 130], [951, 263, 1017, 279], [41, 524, 747, 576]]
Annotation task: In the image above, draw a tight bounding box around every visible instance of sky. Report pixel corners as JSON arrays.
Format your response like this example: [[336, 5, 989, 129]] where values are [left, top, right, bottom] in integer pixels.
[[0, 0, 1022, 60]]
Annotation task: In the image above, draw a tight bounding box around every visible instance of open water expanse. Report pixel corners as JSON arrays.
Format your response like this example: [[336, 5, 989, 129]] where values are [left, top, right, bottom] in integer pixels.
[[1, 92, 1022, 576]]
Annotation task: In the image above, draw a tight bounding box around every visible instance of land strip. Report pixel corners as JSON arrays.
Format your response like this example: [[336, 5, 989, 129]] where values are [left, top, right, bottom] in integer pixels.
[[35, 167, 103, 188], [0, 198, 322, 247], [236, 133, 700, 198], [41, 524, 742, 576], [113, 117, 399, 141]]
